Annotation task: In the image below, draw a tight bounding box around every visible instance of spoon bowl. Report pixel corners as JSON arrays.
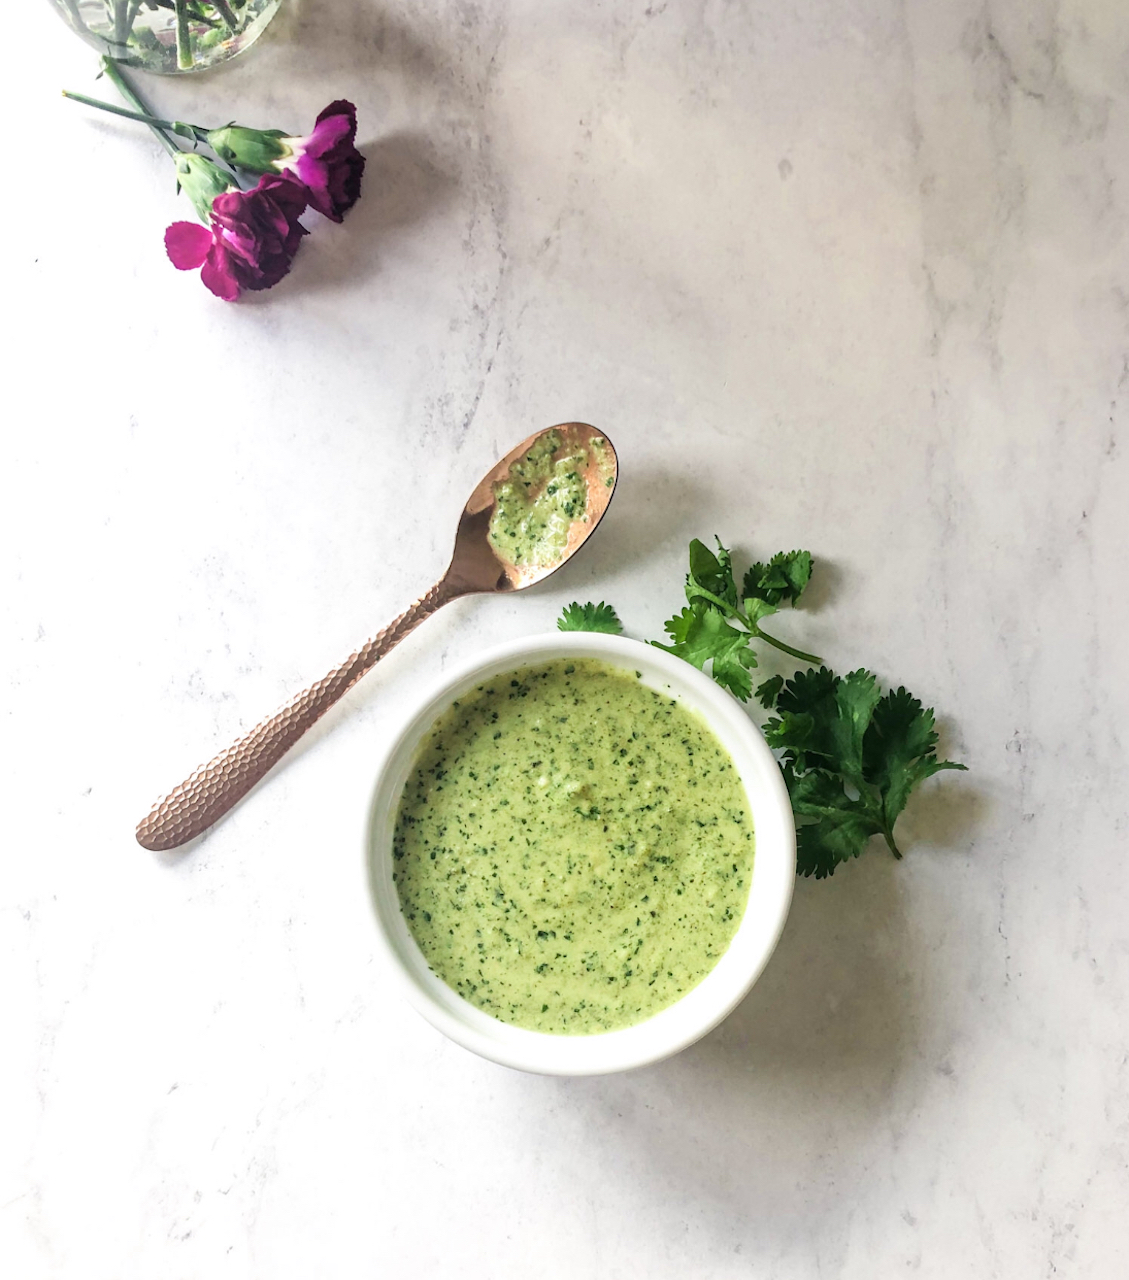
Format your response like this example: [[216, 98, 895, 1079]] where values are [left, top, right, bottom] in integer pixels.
[[135, 424, 618, 851], [446, 423, 617, 595]]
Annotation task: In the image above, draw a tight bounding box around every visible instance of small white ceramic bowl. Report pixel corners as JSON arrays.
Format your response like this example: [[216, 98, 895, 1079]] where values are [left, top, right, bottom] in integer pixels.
[[365, 632, 795, 1075]]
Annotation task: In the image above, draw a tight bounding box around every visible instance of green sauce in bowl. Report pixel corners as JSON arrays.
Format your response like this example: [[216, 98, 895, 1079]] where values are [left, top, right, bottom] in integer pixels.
[[392, 658, 754, 1034]]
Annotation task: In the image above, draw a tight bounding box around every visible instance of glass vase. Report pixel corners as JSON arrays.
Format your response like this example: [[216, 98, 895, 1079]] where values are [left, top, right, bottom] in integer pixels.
[[50, 0, 282, 74]]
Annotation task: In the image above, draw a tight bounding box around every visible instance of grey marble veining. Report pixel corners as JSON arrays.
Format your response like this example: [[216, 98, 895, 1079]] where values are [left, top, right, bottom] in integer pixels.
[[3, 1, 1128, 1275]]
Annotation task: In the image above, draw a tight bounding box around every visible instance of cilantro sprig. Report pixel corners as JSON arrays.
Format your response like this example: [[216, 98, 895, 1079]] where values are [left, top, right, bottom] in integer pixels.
[[557, 601, 624, 634], [650, 538, 820, 701], [554, 535, 966, 877], [760, 667, 966, 877]]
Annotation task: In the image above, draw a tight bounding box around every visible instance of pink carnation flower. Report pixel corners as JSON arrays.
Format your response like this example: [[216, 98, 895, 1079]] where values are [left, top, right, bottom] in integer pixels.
[[165, 174, 309, 302], [275, 100, 365, 223]]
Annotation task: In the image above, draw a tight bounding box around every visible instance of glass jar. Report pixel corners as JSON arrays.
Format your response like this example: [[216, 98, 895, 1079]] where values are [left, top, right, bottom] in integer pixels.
[[50, 0, 282, 74]]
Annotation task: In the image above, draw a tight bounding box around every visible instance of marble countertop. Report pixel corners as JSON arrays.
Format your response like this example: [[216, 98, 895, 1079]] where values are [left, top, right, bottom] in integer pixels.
[[5, 1, 1129, 1275]]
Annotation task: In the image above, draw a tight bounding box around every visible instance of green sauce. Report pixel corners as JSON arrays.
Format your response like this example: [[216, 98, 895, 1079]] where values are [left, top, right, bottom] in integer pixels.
[[393, 659, 754, 1034], [488, 430, 610, 568]]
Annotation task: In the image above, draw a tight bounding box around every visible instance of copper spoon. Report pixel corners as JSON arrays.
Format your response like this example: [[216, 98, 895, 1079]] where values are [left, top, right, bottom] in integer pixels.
[[136, 423, 618, 852]]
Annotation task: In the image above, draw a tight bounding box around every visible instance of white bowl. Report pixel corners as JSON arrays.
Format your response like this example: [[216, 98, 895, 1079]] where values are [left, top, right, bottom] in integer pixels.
[[365, 632, 796, 1075]]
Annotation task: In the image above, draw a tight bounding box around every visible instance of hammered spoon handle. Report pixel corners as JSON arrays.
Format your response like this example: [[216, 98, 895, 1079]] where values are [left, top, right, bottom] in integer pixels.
[[135, 580, 456, 851]]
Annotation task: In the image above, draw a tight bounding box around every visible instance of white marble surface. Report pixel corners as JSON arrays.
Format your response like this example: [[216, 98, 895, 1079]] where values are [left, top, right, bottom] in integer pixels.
[[5, 0, 1129, 1274]]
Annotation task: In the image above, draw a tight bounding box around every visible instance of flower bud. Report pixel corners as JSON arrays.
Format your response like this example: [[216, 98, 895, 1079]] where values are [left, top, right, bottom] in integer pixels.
[[207, 125, 292, 173], [173, 152, 237, 222]]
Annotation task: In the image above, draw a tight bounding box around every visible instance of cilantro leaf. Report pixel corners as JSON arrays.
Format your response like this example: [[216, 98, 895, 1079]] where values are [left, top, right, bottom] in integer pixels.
[[769, 667, 966, 875], [831, 669, 883, 788], [685, 537, 740, 610], [766, 666, 839, 770], [767, 667, 879, 786], [755, 675, 784, 709], [786, 767, 884, 879], [864, 686, 967, 831], [776, 664, 838, 717], [651, 604, 757, 701], [743, 550, 813, 622], [557, 601, 624, 634]]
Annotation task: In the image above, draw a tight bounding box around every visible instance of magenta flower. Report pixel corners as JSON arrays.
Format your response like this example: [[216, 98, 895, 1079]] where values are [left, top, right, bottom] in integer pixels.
[[208, 101, 365, 223], [61, 65, 364, 299], [278, 99, 365, 222], [165, 173, 309, 302]]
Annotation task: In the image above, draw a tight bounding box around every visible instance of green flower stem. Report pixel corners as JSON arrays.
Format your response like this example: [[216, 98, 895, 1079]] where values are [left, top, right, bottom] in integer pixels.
[[111, 0, 131, 51], [63, 0, 87, 32], [186, 4, 223, 28], [211, 0, 241, 31], [60, 90, 205, 144], [98, 56, 180, 158], [174, 0, 193, 71]]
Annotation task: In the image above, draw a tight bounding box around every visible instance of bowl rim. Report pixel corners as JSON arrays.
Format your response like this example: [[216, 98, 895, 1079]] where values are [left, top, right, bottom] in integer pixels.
[[364, 631, 796, 1076]]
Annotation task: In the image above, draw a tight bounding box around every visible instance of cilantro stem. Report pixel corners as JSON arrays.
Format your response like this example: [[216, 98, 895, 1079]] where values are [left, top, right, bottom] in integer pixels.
[[687, 583, 823, 665], [688, 584, 742, 619], [881, 827, 903, 859], [751, 627, 822, 666]]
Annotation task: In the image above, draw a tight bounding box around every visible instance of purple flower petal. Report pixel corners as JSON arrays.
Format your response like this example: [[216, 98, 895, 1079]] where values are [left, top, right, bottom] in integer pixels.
[[165, 221, 213, 270], [303, 105, 353, 160], [200, 245, 242, 302]]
